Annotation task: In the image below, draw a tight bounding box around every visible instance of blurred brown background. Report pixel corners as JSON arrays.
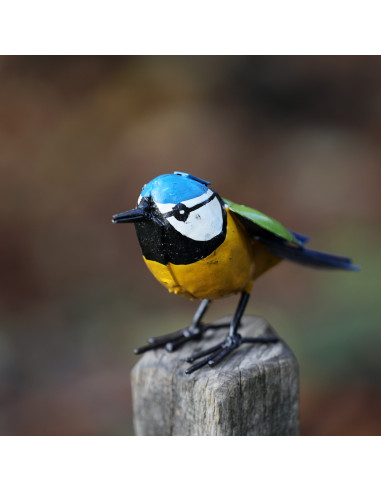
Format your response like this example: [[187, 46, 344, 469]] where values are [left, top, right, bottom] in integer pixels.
[[0, 56, 380, 435]]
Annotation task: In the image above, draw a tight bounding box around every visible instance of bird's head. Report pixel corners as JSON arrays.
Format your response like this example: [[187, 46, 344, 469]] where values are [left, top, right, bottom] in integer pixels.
[[112, 172, 227, 264], [113, 172, 226, 240]]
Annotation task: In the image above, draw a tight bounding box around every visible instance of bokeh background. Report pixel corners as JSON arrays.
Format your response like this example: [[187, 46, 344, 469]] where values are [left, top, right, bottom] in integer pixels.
[[0, 56, 380, 435]]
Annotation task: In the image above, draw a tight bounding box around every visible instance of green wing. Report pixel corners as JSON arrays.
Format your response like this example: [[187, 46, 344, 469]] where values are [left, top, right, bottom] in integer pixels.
[[223, 198, 359, 270], [223, 198, 302, 246]]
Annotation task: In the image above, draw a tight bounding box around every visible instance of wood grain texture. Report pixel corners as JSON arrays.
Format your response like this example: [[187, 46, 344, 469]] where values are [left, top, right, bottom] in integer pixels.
[[131, 316, 299, 436]]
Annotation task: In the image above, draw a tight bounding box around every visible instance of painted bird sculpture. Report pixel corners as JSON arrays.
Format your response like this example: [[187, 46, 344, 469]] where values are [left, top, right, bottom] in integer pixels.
[[112, 172, 359, 374]]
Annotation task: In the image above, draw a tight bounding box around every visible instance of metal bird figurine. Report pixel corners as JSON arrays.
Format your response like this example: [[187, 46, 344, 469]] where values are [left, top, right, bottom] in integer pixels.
[[112, 172, 359, 374]]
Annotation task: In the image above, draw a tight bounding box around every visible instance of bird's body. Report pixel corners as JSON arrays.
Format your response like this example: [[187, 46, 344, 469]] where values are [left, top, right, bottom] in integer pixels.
[[143, 209, 281, 300], [113, 171, 359, 373]]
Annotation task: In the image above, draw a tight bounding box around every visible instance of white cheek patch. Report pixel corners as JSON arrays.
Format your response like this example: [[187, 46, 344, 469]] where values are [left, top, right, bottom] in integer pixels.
[[166, 196, 223, 242]]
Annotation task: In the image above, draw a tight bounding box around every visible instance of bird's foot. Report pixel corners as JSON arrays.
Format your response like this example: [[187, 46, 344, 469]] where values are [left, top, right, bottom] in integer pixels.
[[134, 322, 230, 355], [185, 334, 279, 374]]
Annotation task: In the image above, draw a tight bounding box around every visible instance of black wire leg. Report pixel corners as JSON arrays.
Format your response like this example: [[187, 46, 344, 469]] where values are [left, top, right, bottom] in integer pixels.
[[186, 292, 279, 374], [134, 299, 229, 355], [185, 334, 279, 373]]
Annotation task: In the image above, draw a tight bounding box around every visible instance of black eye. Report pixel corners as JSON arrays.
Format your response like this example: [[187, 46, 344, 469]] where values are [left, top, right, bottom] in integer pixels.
[[172, 203, 190, 222]]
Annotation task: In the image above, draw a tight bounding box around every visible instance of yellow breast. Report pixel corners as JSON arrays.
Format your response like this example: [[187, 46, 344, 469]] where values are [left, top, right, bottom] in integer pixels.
[[143, 209, 281, 300]]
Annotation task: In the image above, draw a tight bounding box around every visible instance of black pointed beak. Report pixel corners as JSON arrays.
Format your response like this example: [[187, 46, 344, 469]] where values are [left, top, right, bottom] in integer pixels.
[[112, 207, 147, 224]]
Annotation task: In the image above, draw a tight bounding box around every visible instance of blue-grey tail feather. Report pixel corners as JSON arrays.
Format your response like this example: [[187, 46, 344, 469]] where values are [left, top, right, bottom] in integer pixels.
[[291, 231, 311, 244], [261, 239, 360, 271]]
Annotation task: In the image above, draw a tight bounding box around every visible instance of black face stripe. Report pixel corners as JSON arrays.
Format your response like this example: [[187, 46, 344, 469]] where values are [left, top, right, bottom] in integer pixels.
[[162, 192, 217, 223]]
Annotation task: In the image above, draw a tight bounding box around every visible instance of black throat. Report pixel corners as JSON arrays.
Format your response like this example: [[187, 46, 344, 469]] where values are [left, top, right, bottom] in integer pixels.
[[134, 196, 227, 266]]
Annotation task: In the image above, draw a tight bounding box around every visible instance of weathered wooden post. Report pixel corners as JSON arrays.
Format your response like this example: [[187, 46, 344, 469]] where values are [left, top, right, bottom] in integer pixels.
[[131, 316, 299, 435]]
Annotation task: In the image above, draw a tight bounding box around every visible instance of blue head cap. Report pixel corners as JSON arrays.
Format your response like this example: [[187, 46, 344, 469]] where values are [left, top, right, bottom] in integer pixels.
[[141, 172, 211, 204]]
